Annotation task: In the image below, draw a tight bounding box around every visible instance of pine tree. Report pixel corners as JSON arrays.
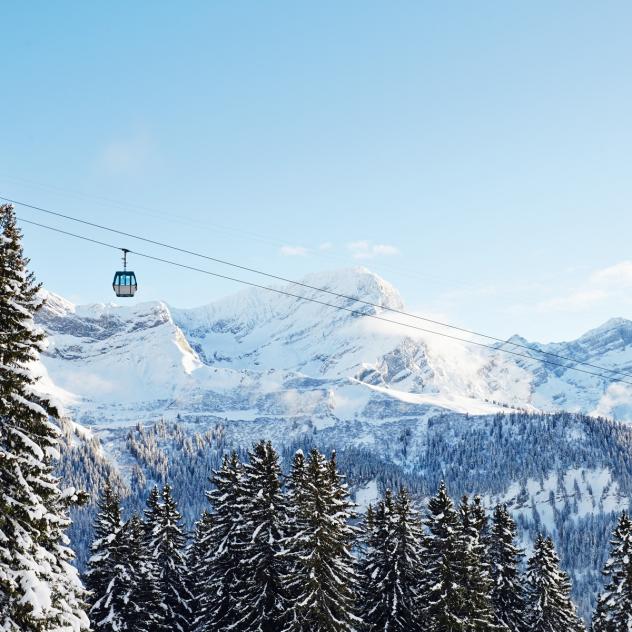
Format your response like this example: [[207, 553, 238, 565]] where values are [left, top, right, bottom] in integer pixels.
[[365, 503, 375, 532], [85, 484, 123, 630], [525, 535, 584, 632], [278, 449, 307, 626], [470, 496, 490, 551], [488, 504, 527, 632], [149, 484, 192, 632], [89, 518, 132, 632], [141, 485, 170, 631], [199, 451, 245, 632], [592, 511, 632, 632], [592, 599, 610, 632], [143, 484, 162, 547], [186, 510, 213, 631], [421, 481, 467, 631], [359, 488, 423, 631], [458, 495, 499, 631], [124, 515, 164, 632], [89, 508, 168, 632], [280, 449, 360, 632], [0, 203, 89, 631], [231, 441, 287, 632]]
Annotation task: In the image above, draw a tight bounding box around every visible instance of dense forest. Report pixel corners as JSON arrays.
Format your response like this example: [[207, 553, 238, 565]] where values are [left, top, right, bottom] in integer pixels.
[[58, 407, 632, 621], [85, 441, 632, 632]]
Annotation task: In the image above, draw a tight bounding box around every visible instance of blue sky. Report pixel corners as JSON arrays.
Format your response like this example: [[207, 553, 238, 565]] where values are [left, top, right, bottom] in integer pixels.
[[1, 2, 631, 342]]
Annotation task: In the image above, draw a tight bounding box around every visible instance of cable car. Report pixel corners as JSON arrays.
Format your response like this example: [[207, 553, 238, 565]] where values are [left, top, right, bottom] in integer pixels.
[[112, 248, 138, 297]]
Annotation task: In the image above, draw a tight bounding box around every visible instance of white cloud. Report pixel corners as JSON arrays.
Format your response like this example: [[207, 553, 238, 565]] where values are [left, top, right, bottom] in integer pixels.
[[590, 260, 632, 287], [522, 259, 632, 315], [319, 242, 333, 251], [536, 289, 609, 313], [280, 245, 309, 256], [347, 241, 399, 260], [372, 244, 399, 256]]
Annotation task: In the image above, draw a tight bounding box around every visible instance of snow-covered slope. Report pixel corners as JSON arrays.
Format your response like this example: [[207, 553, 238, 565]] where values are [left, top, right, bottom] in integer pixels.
[[35, 267, 632, 427]]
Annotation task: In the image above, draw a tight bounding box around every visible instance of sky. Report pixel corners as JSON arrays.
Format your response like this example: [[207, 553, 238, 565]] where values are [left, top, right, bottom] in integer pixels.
[[1, 1, 631, 343]]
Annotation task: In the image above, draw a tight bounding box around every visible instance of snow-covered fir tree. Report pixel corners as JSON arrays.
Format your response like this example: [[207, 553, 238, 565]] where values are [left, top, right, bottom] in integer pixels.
[[85, 484, 123, 630], [277, 449, 307, 628], [121, 515, 165, 632], [458, 495, 501, 631], [0, 203, 90, 632], [592, 511, 632, 632], [139, 486, 170, 631], [280, 448, 361, 632], [231, 441, 287, 632], [470, 496, 491, 551], [89, 519, 132, 632], [488, 504, 527, 632], [147, 484, 191, 632], [199, 451, 245, 631], [186, 510, 213, 631], [143, 485, 161, 545], [525, 535, 584, 632], [358, 487, 423, 631], [421, 481, 467, 631], [88, 502, 165, 632]]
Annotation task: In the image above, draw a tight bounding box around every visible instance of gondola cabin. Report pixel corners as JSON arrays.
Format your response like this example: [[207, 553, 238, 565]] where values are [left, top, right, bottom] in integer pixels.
[[112, 270, 137, 297], [112, 249, 138, 297]]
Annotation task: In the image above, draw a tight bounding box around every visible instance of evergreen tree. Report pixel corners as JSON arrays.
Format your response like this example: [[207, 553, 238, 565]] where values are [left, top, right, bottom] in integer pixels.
[[125, 514, 166, 632], [421, 481, 467, 631], [280, 449, 360, 632], [232, 441, 287, 632], [365, 503, 375, 533], [199, 451, 245, 632], [140, 485, 170, 631], [0, 203, 89, 631], [592, 599, 610, 632], [592, 511, 632, 632], [143, 484, 161, 550], [149, 484, 192, 632], [93, 514, 165, 632], [525, 535, 584, 632], [89, 519, 131, 632], [85, 484, 123, 630], [359, 488, 423, 631], [278, 449, 307, 624], [470, 496, 490, 550], [186, 510, 213, 631], [458, 495, 499, 631], [488, 504, 527, 632]]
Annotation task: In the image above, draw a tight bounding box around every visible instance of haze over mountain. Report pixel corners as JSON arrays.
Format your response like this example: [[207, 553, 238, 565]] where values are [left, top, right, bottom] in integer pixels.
[[35, 267, 632, 428]]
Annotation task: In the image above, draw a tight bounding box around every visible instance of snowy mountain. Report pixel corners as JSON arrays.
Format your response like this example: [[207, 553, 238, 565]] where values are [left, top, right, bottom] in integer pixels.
[[41, 268, 632, 620], [36, 267, 632, 428]]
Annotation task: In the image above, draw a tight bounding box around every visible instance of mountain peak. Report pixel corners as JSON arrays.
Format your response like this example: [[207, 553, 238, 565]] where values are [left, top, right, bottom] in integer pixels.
[[296, 267, 404, 311], [578, 317, 632, 342], [40, 290, 76, 316]]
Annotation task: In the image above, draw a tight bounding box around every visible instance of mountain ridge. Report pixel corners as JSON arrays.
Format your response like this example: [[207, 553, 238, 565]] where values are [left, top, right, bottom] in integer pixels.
[[35, 267, 632, 427]]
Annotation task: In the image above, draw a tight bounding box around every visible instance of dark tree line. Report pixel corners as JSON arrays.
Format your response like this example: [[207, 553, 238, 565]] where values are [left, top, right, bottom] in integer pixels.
[[85, 441, 632, 632]]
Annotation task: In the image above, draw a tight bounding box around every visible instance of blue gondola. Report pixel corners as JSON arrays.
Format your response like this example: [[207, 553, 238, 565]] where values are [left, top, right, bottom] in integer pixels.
[[112, 249, 138, 297]]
